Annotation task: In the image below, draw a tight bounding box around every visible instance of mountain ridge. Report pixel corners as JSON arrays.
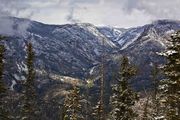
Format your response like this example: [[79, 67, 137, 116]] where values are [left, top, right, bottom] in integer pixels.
[[0, 17, 180, 91]]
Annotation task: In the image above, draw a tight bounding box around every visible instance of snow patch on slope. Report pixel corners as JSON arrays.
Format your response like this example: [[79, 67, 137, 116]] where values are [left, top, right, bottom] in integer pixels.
[[78, 23, 117, 48], [10, 80, 17, 90], [120, 32, 142, 50]]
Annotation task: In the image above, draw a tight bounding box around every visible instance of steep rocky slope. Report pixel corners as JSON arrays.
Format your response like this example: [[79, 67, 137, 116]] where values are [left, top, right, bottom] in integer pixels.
[[0, 17, 117, 92], [0, 17, 180, 92], [99, 20, 180, 89]]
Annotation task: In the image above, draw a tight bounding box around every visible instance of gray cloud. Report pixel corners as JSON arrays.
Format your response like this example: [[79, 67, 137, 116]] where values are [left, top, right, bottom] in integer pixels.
[[0, 0, 180, 28], [0, 17, 30, 37], [124, 0, 180, 19], [0, 0, 31, 17], [0, 0, 33, 36], [66, 0, 80, 23]]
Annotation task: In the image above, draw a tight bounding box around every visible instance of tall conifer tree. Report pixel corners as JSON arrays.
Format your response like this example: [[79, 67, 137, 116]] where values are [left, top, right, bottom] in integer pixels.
[[150, 65, 162, 119], [21, 42, 38, 120], [161, 31, 180, 120], [0, 36, 10, 120], [63, 85, 83, 120], [110, 56, 138, 120]]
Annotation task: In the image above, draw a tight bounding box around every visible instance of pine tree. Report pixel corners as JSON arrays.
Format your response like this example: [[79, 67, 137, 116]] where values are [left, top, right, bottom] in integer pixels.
[[142, 96, 150, 120], [92, 65, 105, 120], [0, 36, 10, 120], [0, 36, 6, 97], [110, 56, 138, 120], [93, 74, 104, 120], [21, 43, 38, 120], [150, 64, 162, 119], [63, 85, 83, 120], [93, 100, 104, 120], [161, 31, 180, 120], [62, 96, 68, 120], [84, 79, 94, 120]]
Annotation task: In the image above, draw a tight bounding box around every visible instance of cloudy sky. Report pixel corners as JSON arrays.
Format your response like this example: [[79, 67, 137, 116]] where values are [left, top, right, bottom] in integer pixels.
[[0, 0, 180, 28]]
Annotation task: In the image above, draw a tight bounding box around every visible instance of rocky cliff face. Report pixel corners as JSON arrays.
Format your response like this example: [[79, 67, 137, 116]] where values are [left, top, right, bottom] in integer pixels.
[[0, 17, 180, 92]]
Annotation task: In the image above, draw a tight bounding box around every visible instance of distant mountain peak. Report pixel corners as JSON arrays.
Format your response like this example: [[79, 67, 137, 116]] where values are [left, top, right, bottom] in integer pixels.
[[152, 19, 180, 25]]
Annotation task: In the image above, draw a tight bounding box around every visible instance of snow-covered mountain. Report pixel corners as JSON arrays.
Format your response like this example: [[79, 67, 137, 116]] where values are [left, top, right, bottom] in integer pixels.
[[97, 27, 127, 42], [101, 20, 180, 88], [0, 17, 180, 91], [0, 17, 117, 91], [101, 20, 180, 50]]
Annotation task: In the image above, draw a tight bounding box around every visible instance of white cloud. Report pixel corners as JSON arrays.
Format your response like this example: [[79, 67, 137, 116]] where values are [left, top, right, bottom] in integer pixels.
[[0, 0, 180, 28], [0, 17, 30, 37]]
